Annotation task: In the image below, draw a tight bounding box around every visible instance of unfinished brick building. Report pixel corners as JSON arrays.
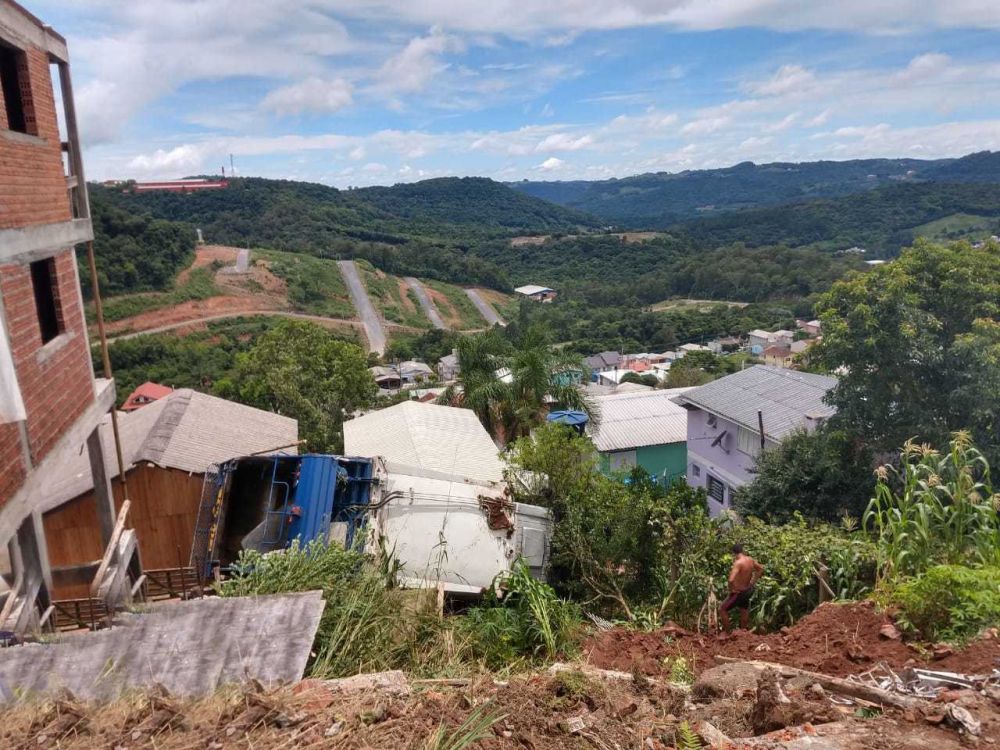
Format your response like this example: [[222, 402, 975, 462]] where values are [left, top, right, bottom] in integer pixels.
[[0, 1, 123, 632]]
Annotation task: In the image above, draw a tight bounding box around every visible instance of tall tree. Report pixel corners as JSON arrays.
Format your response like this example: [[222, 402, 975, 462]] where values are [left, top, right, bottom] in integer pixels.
[[456, 326, 592, 444], [811, 239, 1000, 461], [218, 319, 376, 452]]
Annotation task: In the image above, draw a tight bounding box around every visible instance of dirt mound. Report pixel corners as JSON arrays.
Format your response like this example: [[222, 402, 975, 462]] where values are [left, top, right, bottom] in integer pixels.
[[584, 601, 1000, 679]]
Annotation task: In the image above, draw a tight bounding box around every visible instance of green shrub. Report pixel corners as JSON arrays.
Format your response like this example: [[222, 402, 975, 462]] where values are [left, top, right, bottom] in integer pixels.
[[893, 565, 1000, 643], [460, 562, 581, 671]]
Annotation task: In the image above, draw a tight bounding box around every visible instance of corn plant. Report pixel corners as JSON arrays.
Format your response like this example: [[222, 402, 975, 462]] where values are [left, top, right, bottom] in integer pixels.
[[864, 432, 1000, 582], [424, 701, 506, 750]]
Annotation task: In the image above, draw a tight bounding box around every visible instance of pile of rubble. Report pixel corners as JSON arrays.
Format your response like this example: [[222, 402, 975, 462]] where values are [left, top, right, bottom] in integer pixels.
[[2, 657, 997, 749]]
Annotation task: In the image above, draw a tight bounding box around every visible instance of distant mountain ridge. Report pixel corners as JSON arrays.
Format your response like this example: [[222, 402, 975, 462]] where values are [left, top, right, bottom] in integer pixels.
[[510, 151, 1000, 227]]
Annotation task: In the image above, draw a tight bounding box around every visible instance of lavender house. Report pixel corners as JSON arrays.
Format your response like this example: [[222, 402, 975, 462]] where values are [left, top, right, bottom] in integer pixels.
[[672, 366, 837, 514]]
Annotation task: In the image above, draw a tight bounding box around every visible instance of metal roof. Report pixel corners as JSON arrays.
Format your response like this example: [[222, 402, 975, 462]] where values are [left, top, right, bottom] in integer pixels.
[[588, 388, 692, 452], [514, 284, 554, 295], [41, 390, 298, 511], [672, 365, 837, 440], [344, 401, 503, 483]]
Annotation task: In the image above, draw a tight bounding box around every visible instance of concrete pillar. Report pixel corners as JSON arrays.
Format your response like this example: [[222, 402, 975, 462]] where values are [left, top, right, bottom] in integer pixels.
[[87, 426, 116, 547], [15, 512, 52, 606]]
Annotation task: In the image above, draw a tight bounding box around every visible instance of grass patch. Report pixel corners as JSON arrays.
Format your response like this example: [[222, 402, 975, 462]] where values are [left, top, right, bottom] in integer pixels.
[[356, 260, 430, 329], [423, 279, 486, 329], [97, 266, 219, 323], [912, 212, 999, 242], [258, 249, 355, 319], [218, 541, 581, 679]]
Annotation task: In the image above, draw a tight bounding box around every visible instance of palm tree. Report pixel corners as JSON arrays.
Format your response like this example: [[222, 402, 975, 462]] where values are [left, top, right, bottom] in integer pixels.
[[456, 326, 593, 444]]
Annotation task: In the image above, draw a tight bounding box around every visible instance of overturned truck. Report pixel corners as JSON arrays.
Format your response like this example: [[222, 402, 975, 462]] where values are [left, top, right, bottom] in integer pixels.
[[189, 453, 552, 595]]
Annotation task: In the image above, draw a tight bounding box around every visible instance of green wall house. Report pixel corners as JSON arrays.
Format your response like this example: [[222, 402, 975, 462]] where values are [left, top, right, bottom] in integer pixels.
[[589, 389, 690, 484]]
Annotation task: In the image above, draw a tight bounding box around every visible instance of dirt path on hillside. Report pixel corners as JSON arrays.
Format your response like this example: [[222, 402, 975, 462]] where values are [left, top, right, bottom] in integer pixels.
[[404, 277, 446, 329], [465, 288, 504, 326], [107, 311, 365, 344], [338, 260, 387, 355]]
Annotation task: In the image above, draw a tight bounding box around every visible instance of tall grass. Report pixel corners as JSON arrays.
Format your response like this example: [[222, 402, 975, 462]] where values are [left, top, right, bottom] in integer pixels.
[[864, 432, 1000, 581], [218, 540, 399, 677]]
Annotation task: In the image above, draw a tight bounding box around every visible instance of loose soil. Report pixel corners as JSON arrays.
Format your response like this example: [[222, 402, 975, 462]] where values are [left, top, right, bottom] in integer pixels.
[[396, 278, 418, 314], [104, 296, 287, 335], [426, 286, 461, 328], [175, 245, 238, 285], [584, 601, 1000, 679], [4, 664, 995, 750]]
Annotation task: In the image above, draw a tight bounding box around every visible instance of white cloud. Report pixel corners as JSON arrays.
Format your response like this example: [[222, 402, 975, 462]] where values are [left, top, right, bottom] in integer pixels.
[[805, 109, 831, 127], [127, 144, 210, 175], [538, 156, 565, 171], [261, 77, 354, 115], [324, 1, 1000, 33], [763, 112, 799, 133], [349, 145, 367, 160], [745, 65, 817, 97], [535, 133, 594, 151], [69, 1, 355, 144], [681, 115, 731, 135], [373, 27, 462, 95]]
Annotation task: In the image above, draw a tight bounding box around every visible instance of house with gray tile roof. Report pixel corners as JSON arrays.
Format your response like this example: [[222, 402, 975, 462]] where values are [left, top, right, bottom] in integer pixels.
[[672, 365, 836, 514]]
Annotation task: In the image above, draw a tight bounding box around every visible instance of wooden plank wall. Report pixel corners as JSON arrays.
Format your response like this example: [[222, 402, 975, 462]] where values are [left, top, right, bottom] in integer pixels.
[[43, 464, 204, 598]]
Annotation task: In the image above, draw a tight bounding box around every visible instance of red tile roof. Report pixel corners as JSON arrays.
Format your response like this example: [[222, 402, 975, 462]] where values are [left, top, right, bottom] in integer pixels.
[[121, 382, 174, 412]]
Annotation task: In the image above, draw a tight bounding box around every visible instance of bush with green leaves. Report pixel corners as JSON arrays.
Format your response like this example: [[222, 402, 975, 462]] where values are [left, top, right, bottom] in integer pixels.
[[460, 562, 581, 671], [893, 565, 1000, 644], [735, 428, 875, 524], [864, 432, 1000, 582]]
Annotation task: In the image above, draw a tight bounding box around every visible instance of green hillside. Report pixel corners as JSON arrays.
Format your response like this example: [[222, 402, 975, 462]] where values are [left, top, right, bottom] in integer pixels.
[[512, 151, 1000, 227], [674, 182, 1000, 256]]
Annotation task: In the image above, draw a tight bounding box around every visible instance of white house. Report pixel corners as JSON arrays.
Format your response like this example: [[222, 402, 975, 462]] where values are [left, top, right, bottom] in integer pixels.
[[514, 284, 557, 302]]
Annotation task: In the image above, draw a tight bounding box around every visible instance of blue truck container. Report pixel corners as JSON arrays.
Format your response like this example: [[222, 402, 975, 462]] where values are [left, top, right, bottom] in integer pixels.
[[190, 454, 376, 579]]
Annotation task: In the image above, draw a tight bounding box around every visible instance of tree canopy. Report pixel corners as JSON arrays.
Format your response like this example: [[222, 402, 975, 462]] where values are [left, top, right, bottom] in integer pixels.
[[811, 239, 1000, 463], [217, 319, 376, 452]]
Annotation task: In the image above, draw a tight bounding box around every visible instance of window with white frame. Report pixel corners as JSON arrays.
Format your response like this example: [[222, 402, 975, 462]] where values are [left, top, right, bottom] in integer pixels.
[[691, 462, 701, 478], [737, 425, 762, 457]]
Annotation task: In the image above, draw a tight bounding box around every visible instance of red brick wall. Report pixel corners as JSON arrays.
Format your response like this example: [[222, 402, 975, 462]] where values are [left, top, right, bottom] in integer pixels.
[[1, 251, 93, 471], [0, 28, 94, 512], [0, 422, 26, 507], [0, 45, 70, 230]]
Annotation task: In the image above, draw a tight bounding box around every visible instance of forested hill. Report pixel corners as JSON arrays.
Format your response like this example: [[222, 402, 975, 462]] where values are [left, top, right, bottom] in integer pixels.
[[511, 151, 1000, 227], [92, 176, 597, 249], [674, 181, 1000, 257], [85, 175, 599, 297]]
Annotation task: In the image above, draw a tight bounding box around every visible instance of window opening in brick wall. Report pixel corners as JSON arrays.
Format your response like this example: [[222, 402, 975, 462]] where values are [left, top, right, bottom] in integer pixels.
[[30, 259, 63, 344], [0, 41, 32, 134]]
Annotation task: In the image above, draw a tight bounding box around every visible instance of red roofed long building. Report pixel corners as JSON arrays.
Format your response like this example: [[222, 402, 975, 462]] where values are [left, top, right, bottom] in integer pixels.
[[131, 179, 228, 193]]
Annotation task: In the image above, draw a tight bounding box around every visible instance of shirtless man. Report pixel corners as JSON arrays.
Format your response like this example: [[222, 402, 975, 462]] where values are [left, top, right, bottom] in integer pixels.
[[720, 544, 764, 632]]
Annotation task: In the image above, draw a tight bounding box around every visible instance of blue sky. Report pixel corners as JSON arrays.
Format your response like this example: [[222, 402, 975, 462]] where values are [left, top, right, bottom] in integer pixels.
[[29, 1, 1000, 186]]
